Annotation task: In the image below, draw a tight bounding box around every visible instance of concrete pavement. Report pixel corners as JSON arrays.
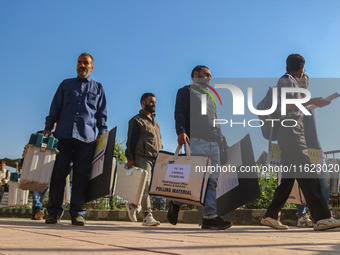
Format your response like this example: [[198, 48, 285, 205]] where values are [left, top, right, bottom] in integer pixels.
[[1, 218, 340, 254]]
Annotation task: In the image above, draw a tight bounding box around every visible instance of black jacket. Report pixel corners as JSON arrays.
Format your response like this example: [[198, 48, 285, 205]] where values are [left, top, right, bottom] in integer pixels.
[[174, 84, 223, 143]]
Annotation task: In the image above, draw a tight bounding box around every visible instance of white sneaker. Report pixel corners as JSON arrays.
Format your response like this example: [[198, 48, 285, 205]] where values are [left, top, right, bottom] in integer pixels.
[[297, 214, 313, 228], [314, 217, 340, 231], [125, 202, 141, 222], [142, 213, 160, 226], [261, 217, 289, 230]]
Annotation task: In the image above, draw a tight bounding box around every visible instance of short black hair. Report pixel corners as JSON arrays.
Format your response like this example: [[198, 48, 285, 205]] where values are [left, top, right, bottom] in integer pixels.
[[140, 93, 155, 104], [191, 65, 209, 78], [286, 54, 305, 72]]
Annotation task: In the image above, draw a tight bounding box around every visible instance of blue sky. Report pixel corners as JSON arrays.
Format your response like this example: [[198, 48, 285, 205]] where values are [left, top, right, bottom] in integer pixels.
[[1, 0, 340, 160]]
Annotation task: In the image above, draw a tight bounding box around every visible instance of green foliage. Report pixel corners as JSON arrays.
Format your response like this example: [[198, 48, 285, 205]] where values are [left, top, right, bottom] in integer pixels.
[[284, 202, 297, 209], [109, 195, 117, 210], [244, 171, 297, 209], [96, 198, 110, 210], [244, 171, 278, 209], [114, 139, 127, 162], [111, 139, 127, 208]]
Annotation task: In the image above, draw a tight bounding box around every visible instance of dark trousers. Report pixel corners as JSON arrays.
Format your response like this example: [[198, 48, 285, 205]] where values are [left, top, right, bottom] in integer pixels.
[[0, 186, 4, 203], [47, 139, 94, 217], [265, 120, 330, 222]]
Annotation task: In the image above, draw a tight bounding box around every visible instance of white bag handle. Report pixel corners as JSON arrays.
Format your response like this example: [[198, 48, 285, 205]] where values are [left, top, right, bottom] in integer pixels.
[[174, 142, 191, 159], [126, 168, 134, 176]]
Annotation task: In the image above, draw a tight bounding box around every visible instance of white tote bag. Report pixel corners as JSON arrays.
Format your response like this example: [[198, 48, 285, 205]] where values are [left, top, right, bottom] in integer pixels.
[[149, 143, 211, 206]]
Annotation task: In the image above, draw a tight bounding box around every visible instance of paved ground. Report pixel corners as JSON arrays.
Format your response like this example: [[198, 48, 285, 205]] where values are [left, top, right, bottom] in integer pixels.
[[1, 218, 340, 254]]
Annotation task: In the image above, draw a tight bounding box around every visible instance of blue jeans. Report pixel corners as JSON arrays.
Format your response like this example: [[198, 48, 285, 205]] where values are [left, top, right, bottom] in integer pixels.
[[32, 190, 47, 213], [173, 138, 220, 218], [296, 170, 330, 218]]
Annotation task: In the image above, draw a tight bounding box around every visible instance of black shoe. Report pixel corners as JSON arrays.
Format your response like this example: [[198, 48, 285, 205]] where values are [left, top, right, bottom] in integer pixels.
[[31, 210, 45, 220], [202, 217, 232, 230], [45, 213, 60, 224], [71, 215, 86, 226], [167, 201, 180, 225]]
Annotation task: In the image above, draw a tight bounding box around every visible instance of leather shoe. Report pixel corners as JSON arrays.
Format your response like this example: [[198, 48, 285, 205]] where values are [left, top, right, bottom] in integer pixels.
[[202, 217, 232, 230], [71, 215, 86, 226], [166, 201, 180, 225], [45, 213, 60, 224]]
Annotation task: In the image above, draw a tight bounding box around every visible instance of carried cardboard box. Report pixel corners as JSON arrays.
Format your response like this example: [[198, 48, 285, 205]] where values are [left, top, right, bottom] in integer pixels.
[[8, 181, 29, 207], [19, 133, 59, 192], [114, 162, 148, 205]]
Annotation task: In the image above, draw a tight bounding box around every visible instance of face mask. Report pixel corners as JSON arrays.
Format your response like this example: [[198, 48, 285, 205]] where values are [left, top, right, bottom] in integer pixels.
[[144, 104, 155, 113]]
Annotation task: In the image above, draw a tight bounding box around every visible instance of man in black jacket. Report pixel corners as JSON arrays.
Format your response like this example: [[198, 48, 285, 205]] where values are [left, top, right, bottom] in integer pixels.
[[167, 65, 232, 230]]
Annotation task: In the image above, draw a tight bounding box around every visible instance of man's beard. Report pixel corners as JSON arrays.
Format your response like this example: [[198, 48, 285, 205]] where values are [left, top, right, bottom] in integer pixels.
[[77, 68, 89, 78], [145, 104, 155, 113]]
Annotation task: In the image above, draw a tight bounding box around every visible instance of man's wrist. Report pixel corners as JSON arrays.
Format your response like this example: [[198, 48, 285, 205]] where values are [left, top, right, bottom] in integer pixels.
[[177, 130, 186, 136], [98, 129, 105, 136], [44, 124, 53, 132]]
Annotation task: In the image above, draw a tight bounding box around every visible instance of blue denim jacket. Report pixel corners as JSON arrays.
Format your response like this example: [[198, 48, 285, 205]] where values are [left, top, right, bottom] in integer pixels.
[[45, 76, 108, 143]]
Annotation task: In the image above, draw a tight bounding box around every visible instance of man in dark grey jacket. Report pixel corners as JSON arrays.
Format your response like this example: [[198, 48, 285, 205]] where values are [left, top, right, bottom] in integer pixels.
[[125, 93, 162, 226], [261, 54, 340, 231]]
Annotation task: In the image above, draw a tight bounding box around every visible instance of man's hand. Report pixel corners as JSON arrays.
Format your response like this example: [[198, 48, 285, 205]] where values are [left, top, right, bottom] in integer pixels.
[[127, 160, 135, 169], [96, 134, 102, 143], [177, 132, 189, 146], [42, 130, 51, 136], [310, 97, 331, 108], [1, 178, 6, 183]]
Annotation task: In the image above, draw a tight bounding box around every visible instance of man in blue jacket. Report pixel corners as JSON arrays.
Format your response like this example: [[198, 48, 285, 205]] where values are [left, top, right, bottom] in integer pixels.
[[43, 53, 107, 226]]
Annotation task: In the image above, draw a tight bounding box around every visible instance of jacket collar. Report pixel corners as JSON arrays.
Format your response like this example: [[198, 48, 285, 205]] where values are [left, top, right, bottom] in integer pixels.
[[139, 109, 156, 120], [77, 76, 92, 82], [286, 72, 300, 82]]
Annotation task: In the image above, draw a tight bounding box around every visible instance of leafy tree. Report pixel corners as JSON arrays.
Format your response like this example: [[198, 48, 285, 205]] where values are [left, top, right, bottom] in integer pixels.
[[114, 139, 127, 162], [244, 171, 278, 209]]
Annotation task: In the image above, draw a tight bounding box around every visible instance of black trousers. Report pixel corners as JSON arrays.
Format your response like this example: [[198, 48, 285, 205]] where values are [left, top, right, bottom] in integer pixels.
[[47, 139, 94, 217], [265, 120, 330, 222], [0, 186, 5, 203]]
